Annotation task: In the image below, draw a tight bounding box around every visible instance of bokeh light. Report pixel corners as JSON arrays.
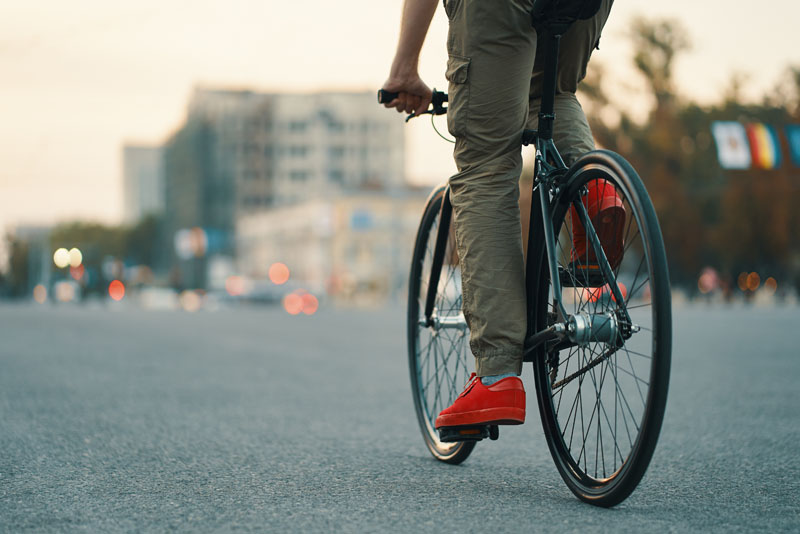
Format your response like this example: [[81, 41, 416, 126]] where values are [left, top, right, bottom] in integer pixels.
[[584, 282, 627, 304], [53, 248, 70, 268], [190, 227, 208, 257], [269, 263, 290, 285], [174, 228, 209, 260], [283, 292, 303, 315], [225, 275, 245, 296], [70, 265, 85, 281], [283, 290, 319, 315], [301, 293, 319, 315], [697, 267, 719, 294], [68, 248, 83, 267], [108, 280, 125, 301], [737, 272, 749, 292], [33, 284, 47, 304], [764, 277, 777, 295], [179, 290, 203, 312], [746, 272, 760, 291], [55, 281, 76, 302]]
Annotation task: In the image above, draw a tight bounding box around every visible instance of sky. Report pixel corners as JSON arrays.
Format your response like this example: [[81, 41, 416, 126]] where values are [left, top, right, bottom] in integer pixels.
[[1, 0, 798, 240]]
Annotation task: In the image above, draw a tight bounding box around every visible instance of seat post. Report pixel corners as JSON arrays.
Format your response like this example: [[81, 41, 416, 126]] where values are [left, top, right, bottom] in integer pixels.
[[537, 31, 561, 141]]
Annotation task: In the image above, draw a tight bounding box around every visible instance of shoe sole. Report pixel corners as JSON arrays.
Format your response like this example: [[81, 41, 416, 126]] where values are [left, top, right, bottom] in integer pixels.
[[573, 203, 626, 271], [594, 202, 625, 268], [435, 407, 525, 429]]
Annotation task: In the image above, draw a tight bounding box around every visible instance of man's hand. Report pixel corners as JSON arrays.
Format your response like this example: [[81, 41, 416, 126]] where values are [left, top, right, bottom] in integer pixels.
[[381, 70, 432, 117], [381, 0, 438, 117]]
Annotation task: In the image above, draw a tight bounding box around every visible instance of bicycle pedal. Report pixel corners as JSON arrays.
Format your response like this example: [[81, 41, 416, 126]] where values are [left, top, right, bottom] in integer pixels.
[[438, 425, 499, 442], [560, 263, 606, 287]]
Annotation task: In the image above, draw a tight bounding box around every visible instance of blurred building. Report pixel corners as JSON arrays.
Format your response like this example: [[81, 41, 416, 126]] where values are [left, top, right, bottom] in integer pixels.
[[9, 225, 52, 296], [236, 189, 427, 305], [122, 145, 164, 224], [160, 87, 405, 288]]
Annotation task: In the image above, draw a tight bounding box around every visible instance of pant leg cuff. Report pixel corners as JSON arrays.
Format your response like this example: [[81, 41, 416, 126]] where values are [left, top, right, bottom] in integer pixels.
[[475, 349, 523, 377]]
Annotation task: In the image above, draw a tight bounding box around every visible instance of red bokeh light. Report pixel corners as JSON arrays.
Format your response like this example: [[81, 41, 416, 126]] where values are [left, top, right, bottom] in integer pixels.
[[301, 293, 319, 315], [283, 292, 303, 315], [269, 263, 290, 285], [108, 280, 125, 301], [70, 264, 85, 281], [283, 290, 320, 315], [584, 282, 627, 303], [746, 272, 760, 291], [225, 275, 245, 296]]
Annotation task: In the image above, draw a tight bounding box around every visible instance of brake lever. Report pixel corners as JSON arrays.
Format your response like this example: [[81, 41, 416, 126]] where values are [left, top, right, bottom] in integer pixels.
[[405, 109, 433, 123], [405, 98, 448, 122]]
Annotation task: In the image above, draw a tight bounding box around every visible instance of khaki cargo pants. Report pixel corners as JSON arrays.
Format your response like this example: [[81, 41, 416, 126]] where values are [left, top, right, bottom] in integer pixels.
[[445, 0, 613, 376]]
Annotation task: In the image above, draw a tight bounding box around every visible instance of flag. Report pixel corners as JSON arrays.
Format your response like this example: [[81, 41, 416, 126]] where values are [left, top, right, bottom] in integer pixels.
[[785, 125, 800, 167], [711, 121, 751, 169], [745, 123, 782, 169]]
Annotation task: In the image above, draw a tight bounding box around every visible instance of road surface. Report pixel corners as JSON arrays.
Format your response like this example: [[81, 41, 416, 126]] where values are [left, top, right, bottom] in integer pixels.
[[1, 302, 798, 532]]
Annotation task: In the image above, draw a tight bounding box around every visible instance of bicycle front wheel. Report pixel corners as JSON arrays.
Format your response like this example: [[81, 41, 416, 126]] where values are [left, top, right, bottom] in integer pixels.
[[530, 150, 672, 506], [407, 185, 475, 464]]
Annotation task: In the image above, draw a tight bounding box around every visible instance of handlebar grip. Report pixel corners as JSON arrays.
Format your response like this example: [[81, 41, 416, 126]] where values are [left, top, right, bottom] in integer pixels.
[[377, 89, 399, 104]]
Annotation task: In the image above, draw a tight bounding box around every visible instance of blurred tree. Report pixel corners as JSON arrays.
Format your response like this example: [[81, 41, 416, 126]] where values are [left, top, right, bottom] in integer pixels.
[[124, 214, 161, 266], [603, 17, 702, 283], [629, 16, 690, 110], [580, 16, 800, 290], [765, 65, 800, 118], [50, 222, 127, 267], [714, 171, 793, 277], [4, 234, 30, 297]]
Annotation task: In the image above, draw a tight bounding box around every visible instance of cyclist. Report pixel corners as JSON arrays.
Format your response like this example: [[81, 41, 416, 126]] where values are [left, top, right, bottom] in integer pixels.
[[381, 0, 623, 432]]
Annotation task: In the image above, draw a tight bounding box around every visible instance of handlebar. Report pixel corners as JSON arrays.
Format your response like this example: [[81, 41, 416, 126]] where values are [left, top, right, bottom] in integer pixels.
[[377, 89, 449, 122], [376, 89, 399, 104]]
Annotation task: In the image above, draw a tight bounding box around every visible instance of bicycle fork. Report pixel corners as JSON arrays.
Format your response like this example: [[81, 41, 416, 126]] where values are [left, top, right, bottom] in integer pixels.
[[420, 187, 468, 332]]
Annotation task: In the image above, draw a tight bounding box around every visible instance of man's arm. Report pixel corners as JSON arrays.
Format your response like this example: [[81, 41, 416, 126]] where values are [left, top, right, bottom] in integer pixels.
[[381, 0, 439, 116]]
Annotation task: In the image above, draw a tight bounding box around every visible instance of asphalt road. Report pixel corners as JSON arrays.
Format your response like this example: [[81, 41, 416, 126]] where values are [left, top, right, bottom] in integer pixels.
[[1, 302, 799, 532]]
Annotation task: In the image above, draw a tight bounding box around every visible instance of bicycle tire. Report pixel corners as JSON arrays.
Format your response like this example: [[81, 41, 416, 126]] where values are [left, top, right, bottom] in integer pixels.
[[529, 150, 671, 506], [407, 185, 475, 464]]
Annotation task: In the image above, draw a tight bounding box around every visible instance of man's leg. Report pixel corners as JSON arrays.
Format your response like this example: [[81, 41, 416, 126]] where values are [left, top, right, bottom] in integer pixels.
[[528, 0, 613, 165], [445, 0, 536, 378]]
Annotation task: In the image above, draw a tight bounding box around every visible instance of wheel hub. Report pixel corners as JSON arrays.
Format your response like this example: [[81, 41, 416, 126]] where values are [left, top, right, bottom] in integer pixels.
[[567, 312, 619, 345]]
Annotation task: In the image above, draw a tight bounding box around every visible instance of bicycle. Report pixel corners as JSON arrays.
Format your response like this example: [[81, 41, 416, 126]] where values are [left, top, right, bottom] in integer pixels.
[[378, 5, 671, 508]]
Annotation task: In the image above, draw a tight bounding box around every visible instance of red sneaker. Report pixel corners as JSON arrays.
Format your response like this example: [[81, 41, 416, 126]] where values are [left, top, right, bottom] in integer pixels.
[[434, 373, 525, 429], [570, 179, 626, 271]]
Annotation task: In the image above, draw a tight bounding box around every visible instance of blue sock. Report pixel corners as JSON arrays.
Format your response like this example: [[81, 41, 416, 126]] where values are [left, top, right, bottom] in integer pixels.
[[481, 372, 516, 386]]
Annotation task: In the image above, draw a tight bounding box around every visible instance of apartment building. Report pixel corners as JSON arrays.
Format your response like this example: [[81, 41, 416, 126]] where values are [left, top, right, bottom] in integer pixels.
[[159, 87, 405, 288]]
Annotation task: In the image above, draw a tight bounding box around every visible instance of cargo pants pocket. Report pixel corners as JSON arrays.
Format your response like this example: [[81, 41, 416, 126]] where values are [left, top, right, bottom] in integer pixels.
[[445, 55, 470, 138], [443, 0, 461, 19]]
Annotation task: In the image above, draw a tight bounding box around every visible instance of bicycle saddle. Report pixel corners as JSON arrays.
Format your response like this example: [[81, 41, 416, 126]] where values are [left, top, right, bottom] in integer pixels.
[[531, 0, 602, 31]]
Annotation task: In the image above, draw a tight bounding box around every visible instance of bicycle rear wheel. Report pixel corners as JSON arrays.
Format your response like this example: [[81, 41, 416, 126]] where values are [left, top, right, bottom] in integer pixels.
[[530, 150, 671, 506], [407, 186, 475, 464]]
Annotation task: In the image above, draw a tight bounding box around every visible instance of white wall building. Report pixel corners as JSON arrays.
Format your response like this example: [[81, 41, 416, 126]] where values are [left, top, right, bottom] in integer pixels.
[[268, 93, 405, 204], [236, 189, 428, 304], [184, 88, 405, 209], [159, 87, 406, 290]]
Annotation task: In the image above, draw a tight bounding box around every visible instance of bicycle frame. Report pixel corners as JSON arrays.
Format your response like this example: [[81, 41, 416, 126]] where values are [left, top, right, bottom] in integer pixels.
[[420, 27, 628, 356]]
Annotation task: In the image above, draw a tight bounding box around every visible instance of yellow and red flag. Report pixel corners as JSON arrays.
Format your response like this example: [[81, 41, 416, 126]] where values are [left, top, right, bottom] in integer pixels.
[[745, 123, 782, 169]]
